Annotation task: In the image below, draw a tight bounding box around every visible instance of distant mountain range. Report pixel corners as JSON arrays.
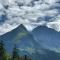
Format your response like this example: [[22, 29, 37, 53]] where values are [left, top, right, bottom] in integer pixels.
[[0, 24, 60, 60]]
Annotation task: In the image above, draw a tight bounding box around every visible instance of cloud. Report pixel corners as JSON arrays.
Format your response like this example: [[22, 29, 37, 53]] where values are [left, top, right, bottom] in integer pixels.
[[0, 0, 60, 35], [47, 15, 60, 32], [44, 0, 58, 4]]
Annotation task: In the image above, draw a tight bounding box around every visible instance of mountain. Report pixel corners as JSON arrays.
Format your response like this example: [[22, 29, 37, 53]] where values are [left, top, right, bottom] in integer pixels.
[[32, 26, 60, 51], [1, 24, 60, 60], [31, 25, 60, 60], [31, 49, 60, 60], [0, 24, 40, 54]]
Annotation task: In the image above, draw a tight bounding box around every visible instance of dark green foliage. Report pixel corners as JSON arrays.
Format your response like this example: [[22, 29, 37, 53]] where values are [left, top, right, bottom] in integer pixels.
[[12, 45, 20, 60], [0, 41, 32, 60], [24, 55, 28, 60], [11, 45, 31, 60], [23, 55, 31, 60], [0, 40, 7, 60]]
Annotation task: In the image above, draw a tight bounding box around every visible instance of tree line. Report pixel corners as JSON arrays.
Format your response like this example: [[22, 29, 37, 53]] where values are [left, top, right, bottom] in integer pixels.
[[0, 40, 31, 60]]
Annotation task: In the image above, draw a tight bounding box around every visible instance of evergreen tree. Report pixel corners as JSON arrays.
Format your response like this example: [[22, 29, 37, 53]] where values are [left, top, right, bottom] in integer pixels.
[[24, 55, 28, 60], [0, 40, 7, 60], [24, 55, 32, 60], [12, 45, 20, 60]]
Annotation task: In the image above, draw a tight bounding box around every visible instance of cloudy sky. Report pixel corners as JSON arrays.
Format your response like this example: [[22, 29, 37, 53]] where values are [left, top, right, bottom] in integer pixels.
[[0, 0, 60, 35]]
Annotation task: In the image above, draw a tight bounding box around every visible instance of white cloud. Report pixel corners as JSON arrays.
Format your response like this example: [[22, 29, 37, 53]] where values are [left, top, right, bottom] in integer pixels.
[[0, 0, 60, 35], [0, 21, 19, 35], [45, 9, 58, 16], [47, 15, 60, 32], [44, 0, 57, 4]]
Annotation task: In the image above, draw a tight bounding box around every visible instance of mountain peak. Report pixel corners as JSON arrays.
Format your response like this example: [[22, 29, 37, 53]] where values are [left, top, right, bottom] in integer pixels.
[[19, 24, 25, 27], [14, 24, 27, 32], [33, 25, 57, 32], [0, 24, 28, 37]]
